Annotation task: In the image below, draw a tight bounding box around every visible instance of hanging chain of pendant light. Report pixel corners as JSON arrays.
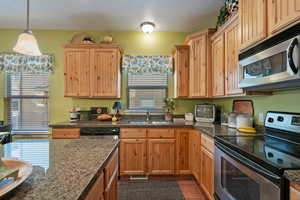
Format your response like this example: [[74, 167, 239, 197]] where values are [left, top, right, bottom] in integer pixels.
[[13, 0, 42, 56]]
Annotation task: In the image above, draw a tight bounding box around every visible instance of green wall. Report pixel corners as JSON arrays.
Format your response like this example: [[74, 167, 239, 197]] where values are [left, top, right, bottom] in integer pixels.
[[0, 29, 207, 123]]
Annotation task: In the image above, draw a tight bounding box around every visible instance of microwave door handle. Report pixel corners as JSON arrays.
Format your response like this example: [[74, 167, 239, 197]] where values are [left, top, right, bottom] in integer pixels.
[[288, 38, 299, 74]]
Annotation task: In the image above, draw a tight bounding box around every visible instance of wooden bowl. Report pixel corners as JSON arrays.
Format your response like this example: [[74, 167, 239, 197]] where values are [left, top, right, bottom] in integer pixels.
[[0, 159, 33, 197]]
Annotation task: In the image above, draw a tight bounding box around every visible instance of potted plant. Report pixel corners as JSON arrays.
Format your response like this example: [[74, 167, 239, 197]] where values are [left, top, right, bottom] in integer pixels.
[[164, 98, 175, 121]]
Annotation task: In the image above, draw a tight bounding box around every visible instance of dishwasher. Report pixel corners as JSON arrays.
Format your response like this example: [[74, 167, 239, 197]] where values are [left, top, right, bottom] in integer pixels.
[[80, 127, 120, 140]]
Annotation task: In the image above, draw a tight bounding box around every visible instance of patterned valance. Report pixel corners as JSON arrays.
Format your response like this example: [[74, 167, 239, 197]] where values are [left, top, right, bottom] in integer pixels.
[[0, 53, 54, 73], [122, 55, 172, 75]]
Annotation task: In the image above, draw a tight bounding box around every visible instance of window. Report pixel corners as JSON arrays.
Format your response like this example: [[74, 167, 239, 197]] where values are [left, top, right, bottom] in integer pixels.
[[6, 72, 49, 132], [128, 73, 168, 110]]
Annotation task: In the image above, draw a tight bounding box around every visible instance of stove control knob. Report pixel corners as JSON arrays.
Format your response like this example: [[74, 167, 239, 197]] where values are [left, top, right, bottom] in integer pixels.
[[277, 116, 284, 122], [267, 152, 274, 158], [277, 158, 284, 164], [268, 117, 274, 123]]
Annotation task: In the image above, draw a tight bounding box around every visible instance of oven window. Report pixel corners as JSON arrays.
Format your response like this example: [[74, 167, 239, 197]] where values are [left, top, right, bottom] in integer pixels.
[[243, 52, 287, 79], [221, 158, 260, 200]]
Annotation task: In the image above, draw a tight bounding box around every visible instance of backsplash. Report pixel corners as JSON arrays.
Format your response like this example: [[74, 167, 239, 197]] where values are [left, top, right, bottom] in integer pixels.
[[213, 89, 300, 125]]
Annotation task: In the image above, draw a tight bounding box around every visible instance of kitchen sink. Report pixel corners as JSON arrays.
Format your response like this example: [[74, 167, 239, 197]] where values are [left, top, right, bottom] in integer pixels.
[[150, 121, 170, 125], [128, 121, 170, 125], [128, 121, 149, 125]]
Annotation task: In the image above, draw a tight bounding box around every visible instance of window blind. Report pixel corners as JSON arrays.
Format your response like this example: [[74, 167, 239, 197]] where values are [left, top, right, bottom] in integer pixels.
[[6, 72, 49, 131], [128, 73, 168, 110], [4, 140, 49, 170]]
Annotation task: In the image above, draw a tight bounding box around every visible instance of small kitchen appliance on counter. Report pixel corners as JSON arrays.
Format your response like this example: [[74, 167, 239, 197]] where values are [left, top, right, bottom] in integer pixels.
[[194, 104, 216, 123], [215, 111, 300, 200], [90, 107, 108, 120]]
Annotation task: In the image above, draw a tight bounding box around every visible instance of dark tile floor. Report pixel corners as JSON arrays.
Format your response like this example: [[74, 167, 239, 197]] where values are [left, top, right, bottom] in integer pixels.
[[118, 180, 185, 200]]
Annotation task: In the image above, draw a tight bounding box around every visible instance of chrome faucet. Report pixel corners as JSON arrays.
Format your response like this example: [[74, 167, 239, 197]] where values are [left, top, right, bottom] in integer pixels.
[[146, 111, 151, 122]]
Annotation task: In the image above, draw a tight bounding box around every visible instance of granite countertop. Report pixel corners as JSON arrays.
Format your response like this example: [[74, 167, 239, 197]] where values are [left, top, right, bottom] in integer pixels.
[[49, 120, 250, 138], [0, 136, 119, 200], [284, 170, 300, 185]]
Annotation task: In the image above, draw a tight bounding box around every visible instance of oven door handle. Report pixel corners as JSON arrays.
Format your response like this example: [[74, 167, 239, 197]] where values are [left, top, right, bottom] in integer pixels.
[[216, 142, 281, 183]]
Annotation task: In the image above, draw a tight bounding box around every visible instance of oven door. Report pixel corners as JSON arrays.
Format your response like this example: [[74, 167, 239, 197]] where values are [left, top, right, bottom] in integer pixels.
[[238, 35, 300, 89], [215, 142, 282, 200]]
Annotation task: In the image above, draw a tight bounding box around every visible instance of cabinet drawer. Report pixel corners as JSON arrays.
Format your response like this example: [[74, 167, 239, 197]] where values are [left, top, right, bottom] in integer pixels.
[[120, 128, 147, 138], [52, 128, 80, 139], [201, 134, 214, 153], [104, 149, 118, 186], [148, 128, 175, 138]]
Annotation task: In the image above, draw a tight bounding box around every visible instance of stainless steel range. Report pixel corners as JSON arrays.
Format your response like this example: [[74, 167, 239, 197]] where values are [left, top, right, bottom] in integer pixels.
[[215, 111, 300, 200]]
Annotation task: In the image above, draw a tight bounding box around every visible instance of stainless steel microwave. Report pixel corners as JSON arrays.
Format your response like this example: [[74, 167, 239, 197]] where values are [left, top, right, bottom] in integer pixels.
[[195, 104, 216, 122], [238, 27, 300, 91]]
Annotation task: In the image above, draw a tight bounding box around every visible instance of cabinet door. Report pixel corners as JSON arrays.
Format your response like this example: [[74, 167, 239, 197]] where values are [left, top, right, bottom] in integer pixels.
[[85, 172, 104, 200], [239, 0, 267, 50], [200, 147, 214, 200], [90, 48, 120, 98], [189, 130, 201, 184], [104, 170, 118, 200], [120, 139, 147, 175], [189, 34, 208, 98], [64, 48, 90, 97], [212, 34, 225, 97], [175, 129, 190, 174], [174, 46, 190, 98], [290, 183, 300, 200], [268, 0, 300, 35], [224, 19, 243, 95], [148, 139, 175, 175]]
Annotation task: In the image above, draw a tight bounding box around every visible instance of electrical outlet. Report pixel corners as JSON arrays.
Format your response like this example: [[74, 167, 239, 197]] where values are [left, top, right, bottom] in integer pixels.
[[258, 113, 265, 124]]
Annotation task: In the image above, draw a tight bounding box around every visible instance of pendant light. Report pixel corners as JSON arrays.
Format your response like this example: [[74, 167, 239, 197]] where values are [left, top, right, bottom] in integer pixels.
[[13, 0, 41, 56]]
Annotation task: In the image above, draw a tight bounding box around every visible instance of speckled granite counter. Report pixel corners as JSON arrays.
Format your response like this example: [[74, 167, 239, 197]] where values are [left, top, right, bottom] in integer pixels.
[[49, 120, 249, 138], [285, 170, 300, 185], [0, 136, 119, 200]]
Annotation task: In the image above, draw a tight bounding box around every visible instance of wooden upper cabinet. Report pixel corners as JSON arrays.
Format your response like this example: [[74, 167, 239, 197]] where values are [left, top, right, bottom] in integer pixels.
[[224, 18, 243, 95], [186, 29, 215, 98], [90, 48, 121, 98], [173, 45, 190, 98], [64, 48, 90, 97], [64, 44, 121, 98], [212, 34, 225, 97], [268, 0, 300, 35], [239, 0, 267, 50]]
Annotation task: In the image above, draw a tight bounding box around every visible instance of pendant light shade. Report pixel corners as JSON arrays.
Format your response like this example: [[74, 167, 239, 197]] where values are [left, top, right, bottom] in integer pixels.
[[13, 30, 41, 56], [13, 0, 41, 56]]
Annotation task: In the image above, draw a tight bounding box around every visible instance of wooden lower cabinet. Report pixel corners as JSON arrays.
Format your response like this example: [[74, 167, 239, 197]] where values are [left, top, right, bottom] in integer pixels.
[[52, 128, 80, 139], [120, 139, 147, 175], [176, 129, 191, 174], [290, 182, 300, 200], [85, 148, 118, 200], [104, 170, 118, 200], [148, 139, 176, 175], [85, 172, 105, 200], [200, 147, 214, 200], [189, 130, 201, 184]]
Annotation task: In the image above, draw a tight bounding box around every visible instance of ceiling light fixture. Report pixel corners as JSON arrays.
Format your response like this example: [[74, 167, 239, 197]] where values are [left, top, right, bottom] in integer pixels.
[[140, 22, 155, 34], [13, 0, 41, 56]]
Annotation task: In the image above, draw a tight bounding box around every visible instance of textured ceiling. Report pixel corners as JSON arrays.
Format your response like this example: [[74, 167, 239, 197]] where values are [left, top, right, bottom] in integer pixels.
[[0, 0, 224, 32]]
